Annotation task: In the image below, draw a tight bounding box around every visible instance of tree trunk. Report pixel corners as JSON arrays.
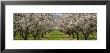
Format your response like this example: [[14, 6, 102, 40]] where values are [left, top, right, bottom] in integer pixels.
[[24, 33, 27, 40], [24, 36, 27, 40], [75, 32, 79, 40], [38, 35, 40, 40], [85, 35, 87, 40], [84, 34, 89, 40], [20, 30, 24, 40], [41, 33, 44, 38], [24, 32, 28, 40], [76, 33, 79, 40], [72, 35, 74, 39], [33, 34, 36, 40], [92, 33, 94, 36], [33, 36, 36, 40], [86, 34, 89, 40]]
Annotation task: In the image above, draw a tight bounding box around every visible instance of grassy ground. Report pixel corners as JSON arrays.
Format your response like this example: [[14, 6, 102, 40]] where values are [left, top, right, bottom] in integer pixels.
[[14, 30, 97, 40], [42, 30, 73, 40]]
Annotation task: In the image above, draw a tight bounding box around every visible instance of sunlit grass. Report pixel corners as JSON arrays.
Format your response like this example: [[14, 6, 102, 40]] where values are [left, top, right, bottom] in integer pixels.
[[14, 30, 97, 40]]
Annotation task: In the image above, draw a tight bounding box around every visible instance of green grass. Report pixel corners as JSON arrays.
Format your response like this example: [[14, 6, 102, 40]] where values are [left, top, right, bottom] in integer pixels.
[[14, 30, 97, 40], [45, 30, 65, 40]]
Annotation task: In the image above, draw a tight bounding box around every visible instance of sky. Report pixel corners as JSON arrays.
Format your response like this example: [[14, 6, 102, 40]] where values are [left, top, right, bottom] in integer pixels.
[[50, 13, 63, 19]]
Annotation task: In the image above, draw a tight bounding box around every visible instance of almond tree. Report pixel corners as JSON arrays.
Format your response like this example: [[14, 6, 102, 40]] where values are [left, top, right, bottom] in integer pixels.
[[14, 13, 55, 40], [14, 13, 33, 40], [58, 13, 97, 40]]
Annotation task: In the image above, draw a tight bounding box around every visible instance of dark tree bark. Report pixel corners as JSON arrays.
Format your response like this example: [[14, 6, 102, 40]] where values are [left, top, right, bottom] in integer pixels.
[[74, 31, 79, 40], [84, 34, 87, 40], [38, 34, 40, 40], [41, 33, 44, 38], [33, 35, 36, 40], [72, 34, 74, 39], [24, 31, 28, 40], [84, 34, 89, 40]]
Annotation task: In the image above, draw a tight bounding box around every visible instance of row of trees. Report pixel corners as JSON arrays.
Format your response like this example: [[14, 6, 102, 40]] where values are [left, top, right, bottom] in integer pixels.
[[58, 13, 97, 40], [14, 13, 97, 40], [14, 13, 55, 40]]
